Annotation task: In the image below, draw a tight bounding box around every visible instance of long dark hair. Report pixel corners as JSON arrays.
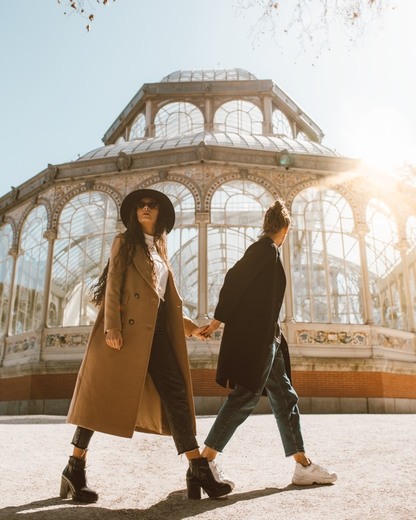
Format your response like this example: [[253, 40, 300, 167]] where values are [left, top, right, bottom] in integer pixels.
[[90, 204, 171, 306]]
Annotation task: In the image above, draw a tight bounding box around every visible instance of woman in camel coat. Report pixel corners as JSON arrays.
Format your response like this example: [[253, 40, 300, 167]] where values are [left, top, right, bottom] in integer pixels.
[[60, 189, 232, 503]]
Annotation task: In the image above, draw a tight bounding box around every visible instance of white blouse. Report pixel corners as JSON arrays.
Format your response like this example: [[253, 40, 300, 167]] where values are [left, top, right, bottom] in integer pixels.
[[144, 233, 169, 301]]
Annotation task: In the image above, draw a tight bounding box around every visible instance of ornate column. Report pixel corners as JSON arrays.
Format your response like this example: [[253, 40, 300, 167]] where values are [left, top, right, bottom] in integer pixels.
[[262, 96, 273, 135], [355, 222, 374, 324], [195, 211, 210, 319], [145, 99, 154, 137], [40, 229, 57, 332], [282, 237, 294, 323], [204, 97, 213, 132], [0, 245, 19, 366], [396, 239, 415, 332]]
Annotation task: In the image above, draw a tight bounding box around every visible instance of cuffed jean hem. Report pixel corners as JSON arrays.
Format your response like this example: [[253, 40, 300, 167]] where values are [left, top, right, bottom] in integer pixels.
[[71, 426, 94, 450], [177, 444, 200, 456]]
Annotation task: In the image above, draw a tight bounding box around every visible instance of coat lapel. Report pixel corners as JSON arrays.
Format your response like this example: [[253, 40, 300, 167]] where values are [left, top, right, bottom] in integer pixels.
[[131, 246, 158, 295]]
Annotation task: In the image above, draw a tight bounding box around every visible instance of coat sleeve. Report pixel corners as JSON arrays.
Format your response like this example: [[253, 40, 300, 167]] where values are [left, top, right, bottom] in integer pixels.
[[104, 235, 127, 333], [214, 239, 274, 324]]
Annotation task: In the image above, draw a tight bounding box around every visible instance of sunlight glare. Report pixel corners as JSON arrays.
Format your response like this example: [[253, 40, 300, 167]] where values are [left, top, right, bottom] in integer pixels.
[[350, 106, 416, 170]]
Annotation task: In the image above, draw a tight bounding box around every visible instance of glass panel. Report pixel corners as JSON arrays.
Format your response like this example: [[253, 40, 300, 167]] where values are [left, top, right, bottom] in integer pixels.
[[366, 198, 404, 329], [297, 131, 310, 141], [405, 216, 416, 327], [272, 109, 292, 137], [11, 206, 48, 334], [407, 216, 416, 251], [290, 188, 363, 324], [409, 261, 416, 326], [208, 180, 274, 316], [214, 100, 263, 135], [49, 192, 118, 327], [129, 112, 146, 140], [150, 181, 198, 318], [154, 102, 204, 138], [406, 215, 416, 323], [0, 224, 13, 335]]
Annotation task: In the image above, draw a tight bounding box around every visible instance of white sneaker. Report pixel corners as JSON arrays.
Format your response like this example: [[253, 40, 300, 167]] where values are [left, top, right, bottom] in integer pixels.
[[208, 460, 235, 490], [292, 462, 337, 485]]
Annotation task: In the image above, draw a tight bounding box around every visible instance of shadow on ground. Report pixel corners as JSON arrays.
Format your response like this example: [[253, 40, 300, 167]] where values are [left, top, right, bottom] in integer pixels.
[[1, 485, 319, 520]]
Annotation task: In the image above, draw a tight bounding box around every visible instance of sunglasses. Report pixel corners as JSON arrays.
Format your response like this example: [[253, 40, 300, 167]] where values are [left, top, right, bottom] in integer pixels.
[[137, 200, 159, 209]]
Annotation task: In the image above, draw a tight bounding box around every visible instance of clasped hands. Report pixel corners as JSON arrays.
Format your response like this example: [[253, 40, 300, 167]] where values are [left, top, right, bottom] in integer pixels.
[[193, 319, 222, 340], [105, 319, 222, 350]]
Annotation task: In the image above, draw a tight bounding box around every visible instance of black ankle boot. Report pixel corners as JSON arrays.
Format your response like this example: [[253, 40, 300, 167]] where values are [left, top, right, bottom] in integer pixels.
[[186, 457, 232, 499], [60, 456, 99, 503]]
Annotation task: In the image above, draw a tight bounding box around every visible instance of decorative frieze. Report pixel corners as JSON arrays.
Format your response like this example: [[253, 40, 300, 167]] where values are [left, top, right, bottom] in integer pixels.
[[46, 332, 89, 349], [378, 333, 412, 351], [6, 336, 37, 355], [297, 330, 368, 346]]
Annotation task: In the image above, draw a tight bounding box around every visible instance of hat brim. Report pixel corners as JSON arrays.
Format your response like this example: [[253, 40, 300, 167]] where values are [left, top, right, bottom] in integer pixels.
[[120, 189, 175, 233]]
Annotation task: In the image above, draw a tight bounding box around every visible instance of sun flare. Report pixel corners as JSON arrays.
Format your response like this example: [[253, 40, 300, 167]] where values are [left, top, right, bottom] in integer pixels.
[[350, 107, 416, 171]]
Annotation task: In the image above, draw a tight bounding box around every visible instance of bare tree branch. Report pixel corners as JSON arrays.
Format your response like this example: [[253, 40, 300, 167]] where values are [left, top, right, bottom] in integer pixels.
[[57, 0, 115, 31], [236, 0, 398, 55]]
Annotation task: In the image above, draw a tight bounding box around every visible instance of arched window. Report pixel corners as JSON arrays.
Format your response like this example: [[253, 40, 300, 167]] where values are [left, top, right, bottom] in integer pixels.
[[214, 100, 263, 135], [207, 180, 274, 315], [129, 112, 146, 140], [366, 199, 403, 329], [290, 188, 362, 324], [49, 192, 118, 327], [11, 206, 48, 334], [154, 102, 204, 138], [272, 109, 292, 137], [149, 181, 198, 318], [0, 223, 13, 335]]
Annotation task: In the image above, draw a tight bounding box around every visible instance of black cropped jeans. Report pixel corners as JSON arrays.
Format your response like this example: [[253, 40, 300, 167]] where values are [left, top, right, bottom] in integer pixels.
[[72, 302, 198, 455]]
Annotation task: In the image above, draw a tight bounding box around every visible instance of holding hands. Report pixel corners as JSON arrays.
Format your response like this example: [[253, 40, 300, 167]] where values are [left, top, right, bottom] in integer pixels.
[[200, 319, 222, 339], [106, 320, 223, 348], [190, 319, 222, 340]]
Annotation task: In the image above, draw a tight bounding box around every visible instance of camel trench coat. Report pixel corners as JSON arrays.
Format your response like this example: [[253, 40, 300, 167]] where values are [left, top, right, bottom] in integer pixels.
[[67, 235, 197, 438]]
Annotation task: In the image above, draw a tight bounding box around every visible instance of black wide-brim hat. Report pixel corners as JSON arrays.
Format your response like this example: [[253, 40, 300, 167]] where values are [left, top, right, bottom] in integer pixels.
[[120, 188, 175, 233]]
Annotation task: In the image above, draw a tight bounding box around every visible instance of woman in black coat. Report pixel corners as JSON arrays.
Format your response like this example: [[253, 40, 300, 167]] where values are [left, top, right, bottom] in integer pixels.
[[201, 200, 337, 487]]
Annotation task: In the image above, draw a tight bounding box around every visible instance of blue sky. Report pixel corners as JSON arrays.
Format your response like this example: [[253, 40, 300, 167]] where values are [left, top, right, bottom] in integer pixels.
[[1, 0, 415, 198]]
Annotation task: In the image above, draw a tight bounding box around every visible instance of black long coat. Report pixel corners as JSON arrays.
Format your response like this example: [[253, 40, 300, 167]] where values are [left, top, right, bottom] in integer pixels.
[[214, 236, 291, 395]]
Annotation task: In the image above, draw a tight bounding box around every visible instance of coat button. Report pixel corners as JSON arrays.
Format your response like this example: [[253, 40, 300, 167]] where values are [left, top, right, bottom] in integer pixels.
[[134, 293, 140, 299], [129, 319, 135, 325]]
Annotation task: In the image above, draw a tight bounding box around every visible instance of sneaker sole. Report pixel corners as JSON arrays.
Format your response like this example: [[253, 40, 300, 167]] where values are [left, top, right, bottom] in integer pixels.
[[292, 475, 337, 486]]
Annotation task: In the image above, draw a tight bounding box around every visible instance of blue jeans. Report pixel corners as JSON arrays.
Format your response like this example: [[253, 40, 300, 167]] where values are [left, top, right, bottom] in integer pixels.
[[205, 341, 305, 457]]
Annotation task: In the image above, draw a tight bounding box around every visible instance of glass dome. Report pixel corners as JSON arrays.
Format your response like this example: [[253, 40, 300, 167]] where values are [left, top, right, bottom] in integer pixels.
[[160, 68, 258, 82], [80, 131, 338, 161]]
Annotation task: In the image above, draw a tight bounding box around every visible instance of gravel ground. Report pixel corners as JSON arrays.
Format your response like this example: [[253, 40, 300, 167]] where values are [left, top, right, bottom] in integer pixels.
[[0, 414, 415, 520]]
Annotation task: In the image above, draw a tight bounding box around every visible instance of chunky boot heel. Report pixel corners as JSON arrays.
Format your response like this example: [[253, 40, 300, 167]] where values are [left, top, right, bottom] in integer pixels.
[[59, 477, 70, 499], [186, 476, 202, 499], [60, 456, 98, 503], [186, 458, 232, 499]]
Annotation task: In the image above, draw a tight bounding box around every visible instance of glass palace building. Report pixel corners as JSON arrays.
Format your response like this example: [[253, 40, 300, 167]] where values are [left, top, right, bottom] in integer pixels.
[[0, 69, 415, 414]]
